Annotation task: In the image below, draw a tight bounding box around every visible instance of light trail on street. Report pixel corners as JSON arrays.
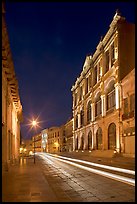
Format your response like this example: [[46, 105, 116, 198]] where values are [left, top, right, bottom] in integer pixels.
[[47, 153, 135, 175], [38, 153, 135, 186]]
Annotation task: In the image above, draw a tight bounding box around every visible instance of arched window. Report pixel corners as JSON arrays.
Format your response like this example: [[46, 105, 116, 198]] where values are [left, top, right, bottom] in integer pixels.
[[80, 134, 84, 150], [87, 101, 91, 124], [80, 108, 84, 127], [95, 93, 102, 117], [75, 137, 78, 150], [96, 127, 102, 150], [106, 81, 115, 111], [88, 131, 92, 150], [108, 123, 116, 150]]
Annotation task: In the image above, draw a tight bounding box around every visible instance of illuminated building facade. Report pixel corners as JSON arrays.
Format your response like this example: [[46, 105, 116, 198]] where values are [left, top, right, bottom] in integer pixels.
[[64, 118, 73, 152], [32, 133, 42, 152], [41, 129, 48, 152], [47, 126, 65, 153], [71, 11, 135, 156], [2, 3, 23, 172], [121, 69, 135, 155]]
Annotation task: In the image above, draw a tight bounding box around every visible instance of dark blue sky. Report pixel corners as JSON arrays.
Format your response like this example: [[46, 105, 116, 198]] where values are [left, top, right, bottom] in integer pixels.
[[5, 2, 135, 140]]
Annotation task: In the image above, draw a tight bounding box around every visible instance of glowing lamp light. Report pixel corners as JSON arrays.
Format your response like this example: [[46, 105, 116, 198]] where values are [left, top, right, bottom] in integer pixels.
[[32, 120, 37, 126]]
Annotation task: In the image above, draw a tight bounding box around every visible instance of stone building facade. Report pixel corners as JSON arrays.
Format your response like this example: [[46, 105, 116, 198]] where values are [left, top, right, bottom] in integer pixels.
[[2, 3, 23, 171], [71, 11, 135, 156], [121, 69, 135, 155], [64, 118, 73, 152], [32, 133, 42, 153], [47, 126, 65, 153], [41, 129, 48, 152]]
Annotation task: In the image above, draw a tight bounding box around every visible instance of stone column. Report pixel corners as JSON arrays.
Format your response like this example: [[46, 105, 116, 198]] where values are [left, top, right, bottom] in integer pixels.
[[101, 94, 106, 117], [91, 103, 95, 122], [78, 113, 81, 128], [115, 82, 121, 109]]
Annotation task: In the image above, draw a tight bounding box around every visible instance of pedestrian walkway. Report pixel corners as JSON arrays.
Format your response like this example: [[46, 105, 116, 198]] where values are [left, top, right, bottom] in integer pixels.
[[2, 157, 59, 202]]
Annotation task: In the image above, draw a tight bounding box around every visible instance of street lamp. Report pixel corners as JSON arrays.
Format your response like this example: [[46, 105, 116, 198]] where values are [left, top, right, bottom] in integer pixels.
[[32, 120, 37, 164]]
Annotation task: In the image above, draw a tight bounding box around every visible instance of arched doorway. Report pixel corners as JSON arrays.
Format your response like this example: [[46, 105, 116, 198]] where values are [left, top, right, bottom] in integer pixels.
[[75, 137, 78, 150], [108, 123, 116, 150], [88, 131, 92, 150], [80, 134, 84, 150], [96, 127, 102, 150]]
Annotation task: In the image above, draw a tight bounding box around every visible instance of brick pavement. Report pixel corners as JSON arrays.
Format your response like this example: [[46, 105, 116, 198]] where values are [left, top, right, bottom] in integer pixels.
[[2, 157, 58, 202], [2, 152, 135, 202]]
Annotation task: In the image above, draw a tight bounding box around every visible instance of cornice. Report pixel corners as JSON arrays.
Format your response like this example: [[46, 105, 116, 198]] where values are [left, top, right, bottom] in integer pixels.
[[71, 11, 126, 93]]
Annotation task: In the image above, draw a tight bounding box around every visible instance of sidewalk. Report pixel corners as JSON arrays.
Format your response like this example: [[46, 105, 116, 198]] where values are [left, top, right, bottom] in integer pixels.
[[2, 157, 59, 202]]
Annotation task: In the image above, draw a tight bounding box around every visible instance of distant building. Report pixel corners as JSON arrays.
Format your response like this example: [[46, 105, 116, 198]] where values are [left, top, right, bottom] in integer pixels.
[[32, 133, 42, 153], [2, 2, 23, 172], [20, 139, 33, 156], [71, 11, 135, 156], [64, 118, 73, 152], [41, 129, 48, 152], [47, 126, 64, 153]]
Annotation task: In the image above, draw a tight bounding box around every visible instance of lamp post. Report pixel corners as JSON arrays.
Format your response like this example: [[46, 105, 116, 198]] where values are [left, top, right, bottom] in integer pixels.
[[32, 120, 37, 164]]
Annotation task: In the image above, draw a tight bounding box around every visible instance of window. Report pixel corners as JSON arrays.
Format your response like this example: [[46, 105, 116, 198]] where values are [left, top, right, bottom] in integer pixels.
[[80, 108, 84, 127], [124, 98, 128, 114], [75, 137, 78, 150], [88, 131, 92, 150], [107, 89, 115, 110], [96, 127, 102, 150], [85, 77, 89, 94], [111, 42, 115, 66], [87, 101, 91, 124], [105, 50, 109, 73], [108, 123, 116, 150], [94, 66, 97, 85], [98, 62, 101, 81], [79, 86, 82, 101], [95, 95, 102, 117], [130, 94, 135, 112], [89, 74, 92, 88]]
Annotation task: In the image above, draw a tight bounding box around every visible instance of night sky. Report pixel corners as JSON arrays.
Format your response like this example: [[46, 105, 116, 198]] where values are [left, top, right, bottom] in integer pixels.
[[5, 2, 135, 140]]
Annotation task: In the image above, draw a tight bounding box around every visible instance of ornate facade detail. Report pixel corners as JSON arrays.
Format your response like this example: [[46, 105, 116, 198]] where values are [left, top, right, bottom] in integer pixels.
[[71, 11, 135, 156]]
